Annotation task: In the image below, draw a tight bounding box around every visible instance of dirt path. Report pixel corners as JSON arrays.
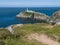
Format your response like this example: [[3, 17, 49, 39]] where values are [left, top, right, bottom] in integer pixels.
[[28, 33, 59, 45]]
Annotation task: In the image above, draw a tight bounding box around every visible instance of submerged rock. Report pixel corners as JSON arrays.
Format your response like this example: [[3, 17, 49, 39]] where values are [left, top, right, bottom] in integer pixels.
[[16, 9, 49, 23], [49, 10, 60, 25]]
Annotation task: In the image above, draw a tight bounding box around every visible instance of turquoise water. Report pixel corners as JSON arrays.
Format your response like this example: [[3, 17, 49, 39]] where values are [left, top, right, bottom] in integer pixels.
[[0, 7, 60, 27]]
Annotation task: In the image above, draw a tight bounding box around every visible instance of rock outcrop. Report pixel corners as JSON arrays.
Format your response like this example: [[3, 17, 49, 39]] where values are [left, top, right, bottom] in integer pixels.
[[16, 10, 49, 23], [49, 10, 60, 25], [5, 24, 23, 34]]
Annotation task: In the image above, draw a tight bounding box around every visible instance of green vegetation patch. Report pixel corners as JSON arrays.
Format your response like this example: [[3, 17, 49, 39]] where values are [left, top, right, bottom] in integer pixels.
[[0, 23, 60, 45]]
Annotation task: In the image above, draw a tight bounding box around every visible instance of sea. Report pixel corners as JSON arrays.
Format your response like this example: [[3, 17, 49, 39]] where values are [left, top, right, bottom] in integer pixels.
[[0, 7, 60, 27]]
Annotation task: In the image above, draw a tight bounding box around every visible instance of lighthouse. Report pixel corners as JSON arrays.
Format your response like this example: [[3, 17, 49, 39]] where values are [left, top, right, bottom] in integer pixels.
[[26, 8, 34, 12], [27, 8, 29, 12]]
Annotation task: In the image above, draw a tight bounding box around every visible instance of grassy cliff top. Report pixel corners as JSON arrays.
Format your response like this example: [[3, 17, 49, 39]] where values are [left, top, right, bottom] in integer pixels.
[[0, 23, 60, 45]]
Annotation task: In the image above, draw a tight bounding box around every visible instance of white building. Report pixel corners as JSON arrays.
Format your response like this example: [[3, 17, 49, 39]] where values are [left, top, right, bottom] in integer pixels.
[[26, 8, 34, 13]]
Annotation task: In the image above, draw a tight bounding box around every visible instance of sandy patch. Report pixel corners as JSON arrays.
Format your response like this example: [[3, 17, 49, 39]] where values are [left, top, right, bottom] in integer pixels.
[[28, 33, 59, 45]]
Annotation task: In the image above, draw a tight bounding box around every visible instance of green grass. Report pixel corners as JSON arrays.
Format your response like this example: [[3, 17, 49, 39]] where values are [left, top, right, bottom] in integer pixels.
[[0, 23, 60, 45]]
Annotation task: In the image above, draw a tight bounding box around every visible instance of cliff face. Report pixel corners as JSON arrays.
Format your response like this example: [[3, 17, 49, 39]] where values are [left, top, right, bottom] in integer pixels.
[[49, 10, 60, 25], [16, 11, 49, 23]]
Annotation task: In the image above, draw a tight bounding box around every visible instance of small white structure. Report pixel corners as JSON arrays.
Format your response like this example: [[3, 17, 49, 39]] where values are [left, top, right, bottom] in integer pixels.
[[26, 8, 34, 13]]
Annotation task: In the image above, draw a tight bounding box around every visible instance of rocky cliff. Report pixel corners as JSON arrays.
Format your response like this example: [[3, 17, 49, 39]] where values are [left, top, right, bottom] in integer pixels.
[[49, 10, 60, 25], [16, 10, 49, 23]]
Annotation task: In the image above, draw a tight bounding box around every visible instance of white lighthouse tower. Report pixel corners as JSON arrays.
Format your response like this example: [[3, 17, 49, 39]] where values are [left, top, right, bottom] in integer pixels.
[[26, 8, 34, 12], [26, 8, 29, 12]]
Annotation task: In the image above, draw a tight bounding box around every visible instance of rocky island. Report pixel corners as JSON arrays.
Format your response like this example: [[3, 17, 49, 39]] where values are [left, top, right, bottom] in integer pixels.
[[16, 8, 49, 23]]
